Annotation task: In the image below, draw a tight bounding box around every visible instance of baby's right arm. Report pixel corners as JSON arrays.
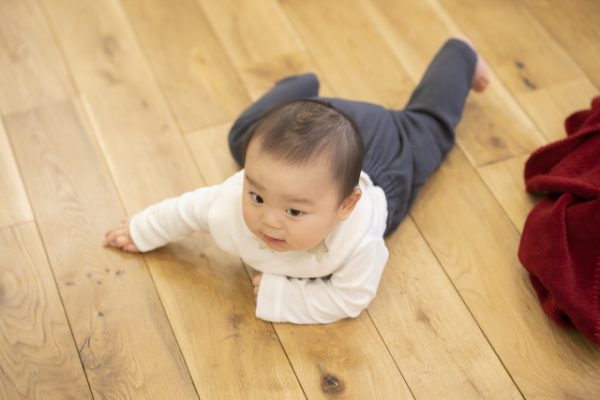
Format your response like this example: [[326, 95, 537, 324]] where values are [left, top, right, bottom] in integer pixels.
[[101, 171, 244, 253], [102, 182, 224, 253], [102, 218, 139, 253]]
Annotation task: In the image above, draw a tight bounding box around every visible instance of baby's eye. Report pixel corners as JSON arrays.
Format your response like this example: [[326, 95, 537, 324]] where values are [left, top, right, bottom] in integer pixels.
[[250, 192, 264, 204], [286, 208, 305, 217]]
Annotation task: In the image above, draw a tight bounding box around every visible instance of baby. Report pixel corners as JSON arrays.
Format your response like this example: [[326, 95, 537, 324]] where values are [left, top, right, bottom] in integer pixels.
[[103, 37, 490, 324]]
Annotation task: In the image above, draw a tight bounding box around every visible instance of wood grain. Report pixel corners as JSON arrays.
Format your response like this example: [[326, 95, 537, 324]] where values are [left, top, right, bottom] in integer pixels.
[[523, 0, 600, 90], [41, 0, 154, 92], [0, 121, 32, 228], [0, 0, 74, 114], [82, 83, 203, 210], [0, 223, 91, 400], [276, 318, 415, 399], [185, 122, 240, 186], [281, 0, 415, 107], [439, 0, 598, 142], [478, 155, 539, 233], [120, 0, 250, 132], [362, 0, 545, 167], [144, 234, 305, 399], [518, 79, 598, 142], [370, 218, 522, 399], [5, 100, 198, 399], [410, 148, 600, 398], [82, 80, 303, 397], [198, 0, 303, 68], [195, 0, 319, 100], [238, 52, 335, 101], [2, 0, 600, 397]]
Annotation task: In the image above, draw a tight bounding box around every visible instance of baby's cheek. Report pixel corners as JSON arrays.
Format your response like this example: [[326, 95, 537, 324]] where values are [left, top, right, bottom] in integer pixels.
[[242, 202, 258, 233], [292, 221, 323, 250]]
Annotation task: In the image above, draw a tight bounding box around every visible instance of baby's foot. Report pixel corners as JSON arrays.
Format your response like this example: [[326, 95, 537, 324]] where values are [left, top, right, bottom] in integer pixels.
[[454, 35, 490, 92]]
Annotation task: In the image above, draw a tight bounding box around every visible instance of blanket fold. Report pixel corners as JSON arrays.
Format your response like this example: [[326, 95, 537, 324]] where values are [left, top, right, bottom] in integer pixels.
[[519, 96, 600, 345]]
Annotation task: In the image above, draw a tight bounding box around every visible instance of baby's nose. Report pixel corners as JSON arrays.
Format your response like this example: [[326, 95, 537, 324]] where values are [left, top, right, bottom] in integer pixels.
[[261, 208, 282, 229]]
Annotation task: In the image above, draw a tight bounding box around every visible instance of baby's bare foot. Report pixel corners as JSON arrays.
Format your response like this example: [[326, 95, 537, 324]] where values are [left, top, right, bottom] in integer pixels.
[[454, 35, 490, 92]]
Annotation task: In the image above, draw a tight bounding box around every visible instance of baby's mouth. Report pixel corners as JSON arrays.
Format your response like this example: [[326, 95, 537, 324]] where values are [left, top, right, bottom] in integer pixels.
[[262, 233, 286, 244]]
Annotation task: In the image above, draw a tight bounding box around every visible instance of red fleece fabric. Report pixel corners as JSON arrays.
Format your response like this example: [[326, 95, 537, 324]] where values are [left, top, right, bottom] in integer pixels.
[[519, 96, 600, 345]]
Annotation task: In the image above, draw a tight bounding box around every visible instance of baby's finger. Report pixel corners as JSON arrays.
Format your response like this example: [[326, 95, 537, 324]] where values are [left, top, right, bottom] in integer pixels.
[[102, 230, 118, 246], [114, 235, 131, 247]]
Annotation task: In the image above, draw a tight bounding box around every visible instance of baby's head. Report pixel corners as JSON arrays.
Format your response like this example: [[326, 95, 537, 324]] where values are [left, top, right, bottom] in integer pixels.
[[241, 100, 364, 252]]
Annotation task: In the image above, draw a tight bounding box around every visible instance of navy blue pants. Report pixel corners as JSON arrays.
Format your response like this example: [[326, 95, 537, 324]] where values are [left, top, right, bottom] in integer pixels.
[[229, 39, 477, 236]]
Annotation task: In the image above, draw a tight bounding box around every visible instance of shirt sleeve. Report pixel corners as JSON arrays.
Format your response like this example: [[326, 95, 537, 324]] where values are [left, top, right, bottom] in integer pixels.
[[255, 239, 389, 324], [129, 184, 221, 252]]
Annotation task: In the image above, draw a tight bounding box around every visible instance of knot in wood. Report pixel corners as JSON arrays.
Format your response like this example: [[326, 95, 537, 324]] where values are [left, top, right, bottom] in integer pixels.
[[321, 374, 344, 394]]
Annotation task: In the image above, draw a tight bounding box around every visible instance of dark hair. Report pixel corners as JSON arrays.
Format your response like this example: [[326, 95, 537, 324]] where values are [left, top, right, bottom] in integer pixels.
[[243, 100, 364, 202]]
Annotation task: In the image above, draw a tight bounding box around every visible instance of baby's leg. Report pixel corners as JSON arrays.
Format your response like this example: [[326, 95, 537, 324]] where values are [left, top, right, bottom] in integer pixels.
[[394, 38, 485, 193], [228, 73, 319, 166]]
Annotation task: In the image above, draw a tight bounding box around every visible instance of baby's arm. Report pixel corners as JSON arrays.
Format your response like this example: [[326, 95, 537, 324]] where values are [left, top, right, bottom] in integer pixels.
[[102, 183, 222, 253], [255, 240, 388, 324]]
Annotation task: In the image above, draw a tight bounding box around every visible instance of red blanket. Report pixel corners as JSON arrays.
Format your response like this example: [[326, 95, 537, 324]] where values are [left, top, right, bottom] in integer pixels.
[[519, 96, 600, 344]]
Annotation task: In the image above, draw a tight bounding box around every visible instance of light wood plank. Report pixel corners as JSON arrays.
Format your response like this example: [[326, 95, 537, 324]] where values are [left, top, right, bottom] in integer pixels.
[[41, 0, 154, 92], [281, 0, 415, 107], [82, 84, 202, 210], [518, 79, 598, 142], [370, 218, 522, 399], [184, 122, 239, 186], [276, 319, 414, 399], [478, 155, 539, 233], [239, 52, 336, 101], [0, 0, 74, 114], [0, 121, 32, 227], [440, 0, 598, 142], [186, 125, 415, 399], [43, 0, 200, 209], [0, 222, 91, 400], [145, 235, 305, 399], [119, 0, 250, 132], [3, 0, 599, 396], [84, 85, 303, 398], [411, 148, 600, 398], [280, 0, 523, 397], [362, 0, 545, 167], [198, 0, 303, 68], [524, 0, 600, 90], [195, 0, 321, 100], [441, 0, 582, 92], [5, 100, 199, 399]]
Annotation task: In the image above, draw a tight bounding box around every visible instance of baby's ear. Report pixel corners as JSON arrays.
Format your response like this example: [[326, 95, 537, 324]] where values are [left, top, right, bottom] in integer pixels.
[[338, 189, 362, 221]]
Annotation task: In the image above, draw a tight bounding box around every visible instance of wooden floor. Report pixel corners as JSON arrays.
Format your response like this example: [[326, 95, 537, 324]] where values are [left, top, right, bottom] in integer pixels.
[[1, 0, 600, 398]]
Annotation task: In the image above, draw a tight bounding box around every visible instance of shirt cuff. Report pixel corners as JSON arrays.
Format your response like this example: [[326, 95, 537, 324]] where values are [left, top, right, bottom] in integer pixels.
[[129, 212, 160, 252], [255, 273, 286, 322]]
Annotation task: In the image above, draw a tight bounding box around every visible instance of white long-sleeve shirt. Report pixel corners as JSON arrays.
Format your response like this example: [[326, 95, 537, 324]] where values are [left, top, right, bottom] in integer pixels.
[[130, 170, 389, 324]]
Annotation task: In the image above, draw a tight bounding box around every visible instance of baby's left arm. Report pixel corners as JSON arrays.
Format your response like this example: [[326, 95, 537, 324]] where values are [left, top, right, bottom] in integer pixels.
[[254, 240, 389, 324]]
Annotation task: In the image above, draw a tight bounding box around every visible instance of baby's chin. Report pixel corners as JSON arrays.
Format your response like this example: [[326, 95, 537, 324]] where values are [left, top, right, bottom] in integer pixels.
[[264, 238, 323, 253], [287, 239, 327, 253]]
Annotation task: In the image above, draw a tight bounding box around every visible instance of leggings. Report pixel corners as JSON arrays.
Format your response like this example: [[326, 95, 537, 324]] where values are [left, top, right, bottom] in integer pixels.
[[228, 39, 476, 235]]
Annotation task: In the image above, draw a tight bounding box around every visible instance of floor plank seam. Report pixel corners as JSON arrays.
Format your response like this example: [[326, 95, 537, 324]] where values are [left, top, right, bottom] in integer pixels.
[[407, 213, 526, 399]]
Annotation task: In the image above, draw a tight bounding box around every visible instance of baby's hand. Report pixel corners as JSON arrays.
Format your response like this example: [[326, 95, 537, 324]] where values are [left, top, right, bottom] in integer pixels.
[[252, 272, 263, 300], [102, 218, 140, 253]]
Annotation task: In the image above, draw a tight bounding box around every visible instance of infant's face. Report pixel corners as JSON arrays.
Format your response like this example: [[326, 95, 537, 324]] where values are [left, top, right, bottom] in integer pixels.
[[242, 141, 355, 252]]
